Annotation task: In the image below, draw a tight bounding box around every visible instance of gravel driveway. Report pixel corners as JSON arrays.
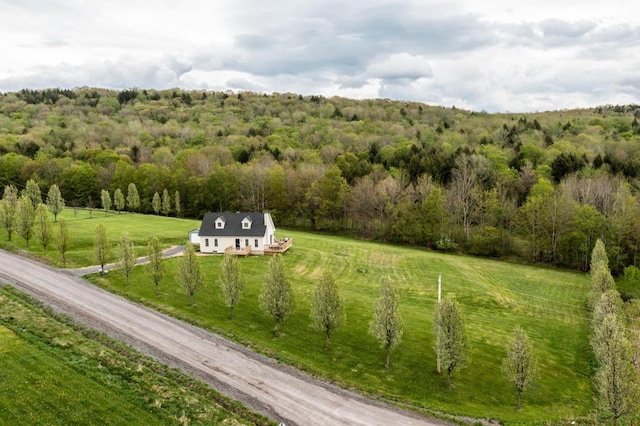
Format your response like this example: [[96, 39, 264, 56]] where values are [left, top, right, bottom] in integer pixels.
[[0, 249, 446, 426]]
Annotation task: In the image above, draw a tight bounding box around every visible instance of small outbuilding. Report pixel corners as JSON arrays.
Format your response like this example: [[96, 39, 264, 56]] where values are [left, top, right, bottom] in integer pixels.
[[197, 212, 291, 255]]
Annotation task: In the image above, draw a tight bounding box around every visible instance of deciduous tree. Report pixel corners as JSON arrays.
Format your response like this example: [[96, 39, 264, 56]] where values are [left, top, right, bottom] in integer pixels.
[[127, 183, 140, 212], [24, 179, 42, 208], [260, 255, 295, 335], [57, 218, 70, 266], [117, 232, 136, 286], [502, 325, 538, 410], [16, 195, 36, 247], [174, 190, 181, 217], [46, 184, 64, 222], [370, 276, 403, 368], [93, 224, 109, 274], [152, 192, 161, 215], [311, 271, 345, 350], [178, 244, 203, 306], [434, 294, 469, 387], [146, 236, 164, 295], [113, 188, 125, 213], [34, 204, 53, 254], [161, 188, 171, 216], [0, 184, 19, 241], [218, 252, 244, 319], [101, 189, 111, 215]]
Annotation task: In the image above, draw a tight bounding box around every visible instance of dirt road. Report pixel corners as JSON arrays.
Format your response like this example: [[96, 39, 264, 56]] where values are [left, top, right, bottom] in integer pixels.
[[0, 249, 444, 426]]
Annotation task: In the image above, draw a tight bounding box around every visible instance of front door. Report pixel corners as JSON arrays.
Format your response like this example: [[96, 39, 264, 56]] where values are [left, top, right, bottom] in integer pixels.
[[235, 238, 240, 249]]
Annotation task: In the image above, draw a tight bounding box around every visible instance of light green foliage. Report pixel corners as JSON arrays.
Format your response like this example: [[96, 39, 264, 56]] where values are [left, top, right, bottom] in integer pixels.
[[127, 183, 140, 212], [146, 236, 164, 296], [590, 238, 609, 274], [46, 184, 64, 222], [152, 192, 161, 215], [369, 276, 403, 368], [117, 232, 136, 286], [101, 189, 112, 215], [161, 188, 171, 216], [435, 294, 469, 386], [93, 224, 109, 273], [178, 244, 203, 306], [0, 184, 19, 241], [589, 266, 616, 308], [218, 252, 243, 319], [310, 271, 345, 349], [24, 179, 42, 208], [57, 218, 70, 266], [174, 191, 181, 217], [113, 188, 125, 213], [34, 204, 53, 254], [15, 195, 36, 247], [502, 326, 538, 410], [593, 289, 624, 327], [260, 255, 295, 335], [592, 314, 638, 426]]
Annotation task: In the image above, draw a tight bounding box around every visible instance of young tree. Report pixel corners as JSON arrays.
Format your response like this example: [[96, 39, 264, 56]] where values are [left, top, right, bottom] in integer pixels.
[[589, 266, 616, 309], [502, 325, 538, 410], [592, 314, 638, 426], [174, 190, 181, 217], [178, 244, 203, 306], [15, 195, 36, 247], [57, 218, 70, 266], [0, 184, 19, 241], [161, 188, 171, 216], [46, 184, 65, 222], [101, 189, 112, 215], [218, 252, 244, 319], [369, 276, 403, 368], [24, 179, 42, 208], [152, 192, 161, 215], [590, 238, 609, 273], [146, 236, 164, 296], [113, 188, 125, 213], [260, 255, 295, 335], [34, 204, 53, 254], [434, 294, 469, 387], [93, 224, 109, 274], [127, 183, 140, 212], [310, 271, 345, 350], [117, 232, 136, 286]]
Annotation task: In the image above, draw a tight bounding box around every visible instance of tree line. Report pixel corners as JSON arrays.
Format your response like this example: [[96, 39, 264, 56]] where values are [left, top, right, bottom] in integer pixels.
[[2, 89, 640, 272]]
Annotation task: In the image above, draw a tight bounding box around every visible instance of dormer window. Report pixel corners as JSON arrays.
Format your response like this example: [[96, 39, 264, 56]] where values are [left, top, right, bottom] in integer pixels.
[[215, 216, 225, 229], [241, 216, 252, 229]]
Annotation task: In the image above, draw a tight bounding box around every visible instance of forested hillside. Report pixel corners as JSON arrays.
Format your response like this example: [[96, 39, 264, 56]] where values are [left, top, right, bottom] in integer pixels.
[[2, 88, 640, 273]]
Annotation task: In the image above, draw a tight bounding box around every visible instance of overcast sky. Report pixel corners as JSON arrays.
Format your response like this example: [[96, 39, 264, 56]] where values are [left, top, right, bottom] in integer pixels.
[[1, 0, 638, 112]]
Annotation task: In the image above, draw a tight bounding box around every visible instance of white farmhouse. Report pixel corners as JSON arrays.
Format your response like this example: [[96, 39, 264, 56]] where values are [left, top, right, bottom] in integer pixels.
[[196, 212, 290, 255]]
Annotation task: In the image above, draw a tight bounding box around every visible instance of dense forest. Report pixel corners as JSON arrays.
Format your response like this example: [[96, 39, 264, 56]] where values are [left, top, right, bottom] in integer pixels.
[[2, 88, 640, 274]]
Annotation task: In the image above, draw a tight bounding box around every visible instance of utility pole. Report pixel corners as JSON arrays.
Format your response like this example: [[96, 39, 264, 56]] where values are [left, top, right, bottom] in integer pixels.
[[437, 273, 441, 374]]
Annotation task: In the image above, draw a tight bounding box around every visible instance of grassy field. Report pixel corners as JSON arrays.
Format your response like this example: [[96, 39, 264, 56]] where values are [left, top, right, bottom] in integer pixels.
[[16, 212, 589, 424], [1, 211, 595, 423], [0, 286, 272, 426], [0, 209, 196, 267]]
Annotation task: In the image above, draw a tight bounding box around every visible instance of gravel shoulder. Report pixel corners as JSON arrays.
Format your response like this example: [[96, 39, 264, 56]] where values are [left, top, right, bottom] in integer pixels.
[[0, 249, 447, 426]]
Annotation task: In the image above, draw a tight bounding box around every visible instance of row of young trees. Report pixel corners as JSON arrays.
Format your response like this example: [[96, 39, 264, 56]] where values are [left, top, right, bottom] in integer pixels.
[[588, 240, 639, 425], [98, 231, 538, 407]]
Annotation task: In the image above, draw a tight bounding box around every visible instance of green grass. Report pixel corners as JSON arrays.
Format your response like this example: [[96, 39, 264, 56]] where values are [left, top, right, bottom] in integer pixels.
[[1, 209, 196, 268], [37, 214, 592, 424], [0, 286, 273, 426]]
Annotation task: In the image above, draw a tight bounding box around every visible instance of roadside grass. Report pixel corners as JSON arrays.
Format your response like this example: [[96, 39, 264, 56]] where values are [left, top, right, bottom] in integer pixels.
[[66, 218, 594, 424], [0, 209, 196, 268], [0, 286, 273, 426]]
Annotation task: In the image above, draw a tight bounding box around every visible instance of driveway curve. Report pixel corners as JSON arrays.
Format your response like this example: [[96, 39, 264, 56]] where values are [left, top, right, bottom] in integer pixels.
[[0, 249, 445, 426]]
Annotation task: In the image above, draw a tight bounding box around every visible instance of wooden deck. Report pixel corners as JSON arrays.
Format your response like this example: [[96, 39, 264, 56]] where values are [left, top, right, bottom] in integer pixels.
[[264, 238, 292, 255], [224, 245, 252, 256]]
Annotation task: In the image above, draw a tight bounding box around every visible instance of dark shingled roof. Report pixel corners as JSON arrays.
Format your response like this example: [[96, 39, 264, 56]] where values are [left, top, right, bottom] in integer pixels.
[[198, 212, 266, 237]]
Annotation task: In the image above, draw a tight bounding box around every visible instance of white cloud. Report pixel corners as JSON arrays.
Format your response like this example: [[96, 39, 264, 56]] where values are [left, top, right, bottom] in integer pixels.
[[0, 0, 639, 112]]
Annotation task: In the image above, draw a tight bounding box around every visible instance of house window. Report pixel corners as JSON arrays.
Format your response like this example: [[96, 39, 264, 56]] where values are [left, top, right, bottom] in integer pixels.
[[243, 222, 249, 229], [245, 239, 249, 247], [254, 239, 258, 248], [214, 239, 218, 247], [205, 238, 209, 247]]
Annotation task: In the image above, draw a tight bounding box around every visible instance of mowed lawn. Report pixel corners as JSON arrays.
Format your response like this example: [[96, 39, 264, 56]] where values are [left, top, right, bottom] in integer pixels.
[[48, 213, 595, 424]]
